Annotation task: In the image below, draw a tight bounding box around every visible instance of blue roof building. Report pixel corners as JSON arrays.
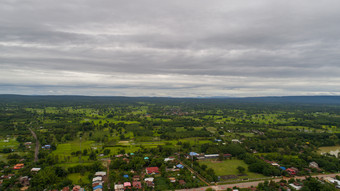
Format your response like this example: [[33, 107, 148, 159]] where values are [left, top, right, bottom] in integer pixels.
[[189, 152, 198, 156], [93, 185, 103, 190], [176, 164, 184, 169]]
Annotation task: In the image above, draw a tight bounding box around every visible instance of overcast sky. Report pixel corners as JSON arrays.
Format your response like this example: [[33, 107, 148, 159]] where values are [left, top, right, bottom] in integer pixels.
[[1, 0, 340, 97]]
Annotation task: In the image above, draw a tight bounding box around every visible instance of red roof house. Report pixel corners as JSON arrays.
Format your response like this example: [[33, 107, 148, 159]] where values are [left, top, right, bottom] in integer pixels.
[[286, 168, 297, 175], [146, 167, 160, 174], [132, 181, 142, 189], [14, 163, 24, 170]]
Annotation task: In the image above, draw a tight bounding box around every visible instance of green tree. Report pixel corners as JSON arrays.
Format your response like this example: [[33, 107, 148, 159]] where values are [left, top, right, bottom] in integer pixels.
[[237, 166, 245, 174]]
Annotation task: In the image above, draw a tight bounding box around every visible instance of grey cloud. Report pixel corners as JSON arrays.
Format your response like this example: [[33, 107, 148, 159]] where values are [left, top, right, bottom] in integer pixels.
[[1, 0, 340, 96]]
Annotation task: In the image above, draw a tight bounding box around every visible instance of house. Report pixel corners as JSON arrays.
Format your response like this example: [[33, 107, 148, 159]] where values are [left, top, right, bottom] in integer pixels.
[[224, 154, 232, 158], [14, 163, 24, 170], [324, 177, 340, 185], [232, 139, 242, 143], [114, 184, 124, 191], [309, 162, 319, 169], [286, 168, 298, 175], [169, 177, 176, 183], [72, 185, 85, 191], [144, 177, 154, 182], [19, 176, 29, 186], [24, 142, 32, 146], [93, 185, 103, 191], [31, 168, 41, 173], [62, 187, 70, 191], [189, 152, 199, 156], [179, 180, 186, 185], [20, 187, 29, 191], [146, 167, 160, 174], [289, 183, 302, 190], [204, 154, 219, 159], [95, 171, 106, 177], [176, 164, 184, 169], [124, 182, 131, 189], [92, 182, 102, 188], [164, 157, 175, 162], [133, 175, 140, 181], [42, 145, 51, 149], [92, 176, 102, 183], [145, 181, 155, 187], [132, 181, 142, 189]]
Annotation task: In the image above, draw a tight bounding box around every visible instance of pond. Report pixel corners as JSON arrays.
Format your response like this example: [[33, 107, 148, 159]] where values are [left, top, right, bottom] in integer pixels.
[[318, 146, 340, 158]]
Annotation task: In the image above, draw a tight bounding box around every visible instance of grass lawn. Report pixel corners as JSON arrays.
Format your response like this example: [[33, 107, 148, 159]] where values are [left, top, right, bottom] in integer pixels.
[[53, 140, 99, 155], [67, 172, 91, 184], [57, 162, 94, 168], [0, 153, 8, 162], [0, 138, 19, 149], [199, 159, 266, 179]]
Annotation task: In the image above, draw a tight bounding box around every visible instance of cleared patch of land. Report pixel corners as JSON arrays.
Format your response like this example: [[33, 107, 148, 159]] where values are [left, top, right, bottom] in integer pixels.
[[318, 146, 340, 158], [199, 159, 266, 179]]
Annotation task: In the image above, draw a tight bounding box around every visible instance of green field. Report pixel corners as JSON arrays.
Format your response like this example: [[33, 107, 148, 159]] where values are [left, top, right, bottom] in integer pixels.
[[0, 138, 19, 149], [82, 118, 139, 125], [57, 162, 94, 168], [53, 140, 99, 155], [0, 153, 8, 162], [199, 159, 266, 179], [67, 172, 91, 184]]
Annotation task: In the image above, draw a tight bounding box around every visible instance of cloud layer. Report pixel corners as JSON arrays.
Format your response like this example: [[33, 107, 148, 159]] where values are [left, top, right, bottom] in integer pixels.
[[1, 0, 340, 97]]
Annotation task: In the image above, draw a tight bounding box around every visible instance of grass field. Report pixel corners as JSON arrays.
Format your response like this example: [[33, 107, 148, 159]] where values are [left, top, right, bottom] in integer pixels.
[[199, 159, 266, 179], [67, 172, 91, 184], [81, 118, 140, 125], [53, 140, 98, 156], [57, 162, 94, 168], [0, 138, 19, 149], [0, 153, 8, 162]]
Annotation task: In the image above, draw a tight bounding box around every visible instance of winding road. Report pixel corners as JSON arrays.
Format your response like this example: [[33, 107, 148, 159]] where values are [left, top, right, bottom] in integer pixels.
[[29, 127, 39, 163]]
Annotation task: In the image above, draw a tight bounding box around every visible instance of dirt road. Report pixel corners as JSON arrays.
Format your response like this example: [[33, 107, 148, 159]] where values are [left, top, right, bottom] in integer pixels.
[[176, 173, 340, 191], [29, 127, 39, 163]]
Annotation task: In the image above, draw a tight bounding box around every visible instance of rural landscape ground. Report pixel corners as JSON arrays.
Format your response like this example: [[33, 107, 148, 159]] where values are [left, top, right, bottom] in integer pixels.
[[0, 95, 340, 191]]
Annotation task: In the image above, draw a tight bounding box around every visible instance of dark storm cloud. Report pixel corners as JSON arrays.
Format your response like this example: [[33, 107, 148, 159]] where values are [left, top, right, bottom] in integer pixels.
[[1, 0, 340, 97]]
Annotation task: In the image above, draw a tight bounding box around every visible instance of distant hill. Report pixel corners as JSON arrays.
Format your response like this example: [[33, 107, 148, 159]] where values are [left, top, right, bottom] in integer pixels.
[[0, 94, 340, 105]]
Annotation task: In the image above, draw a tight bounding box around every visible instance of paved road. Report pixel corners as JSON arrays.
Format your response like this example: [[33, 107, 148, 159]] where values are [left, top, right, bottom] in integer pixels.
[[176, 173, 340, 191], [29, 127, 39, 163]]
